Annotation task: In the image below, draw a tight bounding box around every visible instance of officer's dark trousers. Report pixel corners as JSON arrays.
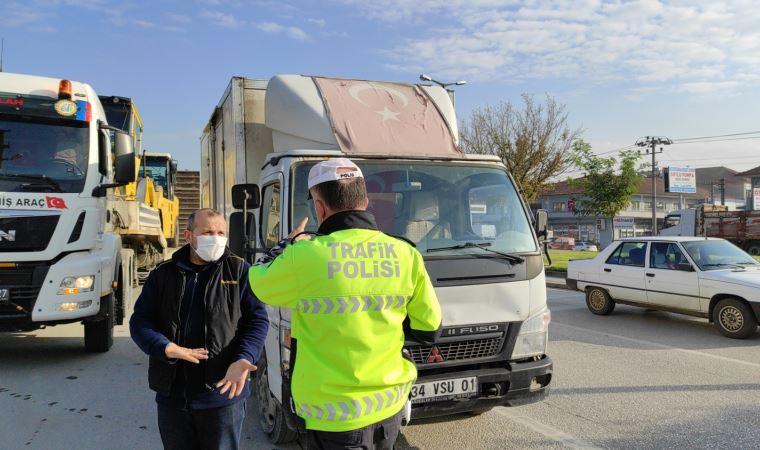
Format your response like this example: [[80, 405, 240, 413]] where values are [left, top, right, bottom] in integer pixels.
[[157, 400, 246, 450], [306, 408, 403, 450]]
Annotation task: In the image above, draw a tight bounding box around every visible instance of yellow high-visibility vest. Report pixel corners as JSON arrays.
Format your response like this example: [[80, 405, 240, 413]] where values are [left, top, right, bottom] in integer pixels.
[[249, 227, 441, 432]]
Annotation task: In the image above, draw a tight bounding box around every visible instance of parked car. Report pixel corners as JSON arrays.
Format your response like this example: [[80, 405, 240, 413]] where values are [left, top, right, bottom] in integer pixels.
[[573, 241, 598, 252], [548, 236, 575, 250], [567, 237, 760, 339]]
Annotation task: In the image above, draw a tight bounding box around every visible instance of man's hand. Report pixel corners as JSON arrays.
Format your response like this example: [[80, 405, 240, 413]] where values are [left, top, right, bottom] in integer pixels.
[[288, 217, 311, 242], [216, 359, 257, 399], [164, 342, 209, 364]]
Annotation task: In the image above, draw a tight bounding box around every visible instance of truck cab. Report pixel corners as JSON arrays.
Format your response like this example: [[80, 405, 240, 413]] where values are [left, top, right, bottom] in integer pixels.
[[0, 73, 136, 351], [201, 75, 552, 443]]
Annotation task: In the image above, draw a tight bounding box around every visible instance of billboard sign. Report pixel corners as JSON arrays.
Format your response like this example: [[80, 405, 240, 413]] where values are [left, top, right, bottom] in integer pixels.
[[664, 166, 696, 193], [613, 217, 635, 228]]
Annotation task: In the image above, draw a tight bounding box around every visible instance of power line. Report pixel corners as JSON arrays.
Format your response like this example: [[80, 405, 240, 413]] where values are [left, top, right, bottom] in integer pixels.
[[671, 136, 760, 145], [673, 130, 760, 142]]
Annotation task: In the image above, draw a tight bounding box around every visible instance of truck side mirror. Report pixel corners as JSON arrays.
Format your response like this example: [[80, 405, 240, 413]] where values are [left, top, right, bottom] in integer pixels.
[[232, 184, 261, 209], [113, 131, 136, 184], [535, 209, 549, 242], [229, 211, 257, 262], [170, 159, 178, 174]]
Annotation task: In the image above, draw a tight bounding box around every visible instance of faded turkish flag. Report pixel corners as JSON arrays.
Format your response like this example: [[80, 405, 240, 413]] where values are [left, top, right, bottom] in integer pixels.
[[45, 196, 68, 209], [314, 78, 461, 157]]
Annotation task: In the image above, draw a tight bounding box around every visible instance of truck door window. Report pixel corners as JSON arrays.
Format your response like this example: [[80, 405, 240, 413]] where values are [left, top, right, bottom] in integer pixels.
[[663, 215, 680, 229], [260, 182, 281, 249], [606, 242, 647, 267]]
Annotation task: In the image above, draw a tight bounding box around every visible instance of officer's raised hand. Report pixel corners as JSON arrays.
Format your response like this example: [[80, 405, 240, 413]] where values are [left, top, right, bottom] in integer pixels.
[[288, 217, 311, 242], [216, 359, 257, 400]]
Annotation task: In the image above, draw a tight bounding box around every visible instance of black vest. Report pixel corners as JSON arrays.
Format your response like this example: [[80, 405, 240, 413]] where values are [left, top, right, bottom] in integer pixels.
[[147, 245, 246, 396]]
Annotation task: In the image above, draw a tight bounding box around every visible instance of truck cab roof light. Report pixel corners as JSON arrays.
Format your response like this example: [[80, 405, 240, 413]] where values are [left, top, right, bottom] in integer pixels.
[[58, 80, 73, 100]]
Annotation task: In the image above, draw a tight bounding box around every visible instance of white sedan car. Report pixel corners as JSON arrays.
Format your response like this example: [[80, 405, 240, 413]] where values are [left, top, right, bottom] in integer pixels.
[[567, 237, 760, 339], [573, 242, 598, 252]]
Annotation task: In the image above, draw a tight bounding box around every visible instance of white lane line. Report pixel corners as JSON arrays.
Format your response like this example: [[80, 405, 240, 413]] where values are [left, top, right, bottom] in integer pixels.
[[494, 409, 601, 449], [553, 321, 760, 370]]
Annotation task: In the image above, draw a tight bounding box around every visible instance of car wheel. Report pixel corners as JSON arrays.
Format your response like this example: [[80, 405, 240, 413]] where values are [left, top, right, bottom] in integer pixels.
[[586, 287, 615, 315], [713, 298, 758, 339]]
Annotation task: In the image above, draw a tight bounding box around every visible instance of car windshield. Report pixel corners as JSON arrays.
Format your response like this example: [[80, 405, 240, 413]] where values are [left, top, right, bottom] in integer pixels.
[[682, 240, 759, 271], [0, 115, 89, 193], [291, 161, 537, 256]]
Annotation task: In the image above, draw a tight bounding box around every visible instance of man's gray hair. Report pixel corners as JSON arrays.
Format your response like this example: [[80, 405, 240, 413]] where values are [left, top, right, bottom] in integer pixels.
[[187, 208, 224, 231]]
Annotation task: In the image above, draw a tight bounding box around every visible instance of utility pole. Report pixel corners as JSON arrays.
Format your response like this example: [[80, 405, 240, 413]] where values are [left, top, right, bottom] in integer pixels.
[[0, 38, 4, 72], [636, 136, 672, 235], [720, 177, 726, 206]]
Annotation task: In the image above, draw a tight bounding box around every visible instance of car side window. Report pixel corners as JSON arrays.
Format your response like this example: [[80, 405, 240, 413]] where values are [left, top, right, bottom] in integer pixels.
[[606, 242, 647, 267], [650, 242, 688, 270]]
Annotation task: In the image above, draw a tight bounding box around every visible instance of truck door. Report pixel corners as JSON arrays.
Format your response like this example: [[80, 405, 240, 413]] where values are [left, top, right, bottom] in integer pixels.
[[644, 242, 700, 311], [601, 241, 648, 303]]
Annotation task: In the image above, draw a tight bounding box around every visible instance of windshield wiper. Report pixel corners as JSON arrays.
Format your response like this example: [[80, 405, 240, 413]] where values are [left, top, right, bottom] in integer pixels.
[[702, 263, 745, 269], [427, 242, 525, 264], [1, 173, 63, 192]]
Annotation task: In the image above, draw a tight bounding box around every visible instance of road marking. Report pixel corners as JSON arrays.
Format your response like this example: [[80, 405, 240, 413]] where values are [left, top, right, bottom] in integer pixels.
[[552, 321, 760, 370], [495, 409, 600, 449]]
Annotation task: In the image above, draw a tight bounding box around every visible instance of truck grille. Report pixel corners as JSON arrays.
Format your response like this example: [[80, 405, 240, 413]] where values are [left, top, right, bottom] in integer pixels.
[[406, 336, 504, 364], [0, 214, 60, 252], [0, 265, 48, 319]]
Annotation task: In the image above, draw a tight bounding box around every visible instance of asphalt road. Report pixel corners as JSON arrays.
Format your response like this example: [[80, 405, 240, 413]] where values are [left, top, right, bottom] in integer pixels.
[[1, 288, 759, 449]]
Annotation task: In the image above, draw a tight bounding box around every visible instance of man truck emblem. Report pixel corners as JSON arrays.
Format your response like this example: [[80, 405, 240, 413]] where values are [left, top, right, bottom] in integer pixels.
[[426, 346, 444, 363], [0, 289, 9, 303], [0, 229, 16, 241]]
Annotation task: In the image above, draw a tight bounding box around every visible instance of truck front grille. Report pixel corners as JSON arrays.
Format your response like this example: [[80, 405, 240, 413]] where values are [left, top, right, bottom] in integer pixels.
[[0, 265, 48, 319], [406, 336, 504, 365]]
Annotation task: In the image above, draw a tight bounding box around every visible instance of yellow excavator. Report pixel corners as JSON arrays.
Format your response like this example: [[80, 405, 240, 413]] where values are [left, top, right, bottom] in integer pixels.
[[99, 96, 180, 275]]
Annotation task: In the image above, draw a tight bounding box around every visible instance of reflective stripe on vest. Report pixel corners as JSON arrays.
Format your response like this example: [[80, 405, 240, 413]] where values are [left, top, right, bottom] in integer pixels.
[[298, 295, 409, 314], [295, 382, 413, 421]]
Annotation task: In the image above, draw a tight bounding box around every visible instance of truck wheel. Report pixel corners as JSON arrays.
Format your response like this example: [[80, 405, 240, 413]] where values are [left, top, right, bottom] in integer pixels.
[[713, 298, 758, 339], [84, 295, 114, 352], [586, 287, 615, 315], [746, 243, 760, 256], [253, 355, 298, 444]]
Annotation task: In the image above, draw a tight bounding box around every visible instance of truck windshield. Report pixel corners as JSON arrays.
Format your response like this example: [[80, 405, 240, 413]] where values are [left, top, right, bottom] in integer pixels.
[[144, 157, 168, 193], [291, 161, 537, 255], [682, 240, 759, 270], [0, 116, 89, 193]]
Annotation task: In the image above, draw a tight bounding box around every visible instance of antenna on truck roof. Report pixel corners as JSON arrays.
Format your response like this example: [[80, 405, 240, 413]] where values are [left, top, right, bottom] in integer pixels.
[[0, 38, 4, 72]]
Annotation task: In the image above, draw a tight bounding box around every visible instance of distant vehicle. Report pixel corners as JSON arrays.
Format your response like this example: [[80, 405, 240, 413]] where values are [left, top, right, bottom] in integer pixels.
[[573, 242, 598, 252], [548, 236, 575, 250], [567, 236, 760, 339], [661, 204, 760, 256]]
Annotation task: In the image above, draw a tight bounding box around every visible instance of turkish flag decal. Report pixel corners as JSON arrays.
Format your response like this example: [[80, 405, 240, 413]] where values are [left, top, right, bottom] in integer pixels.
[[45, 196, 68, 209]]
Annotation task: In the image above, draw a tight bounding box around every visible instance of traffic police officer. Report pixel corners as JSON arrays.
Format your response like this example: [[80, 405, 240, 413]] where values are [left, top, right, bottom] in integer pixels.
[[249, 158, 442, 449]]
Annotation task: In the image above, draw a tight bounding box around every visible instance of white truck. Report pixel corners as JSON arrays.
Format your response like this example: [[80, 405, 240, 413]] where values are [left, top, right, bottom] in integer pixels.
[[200, 75, 553, 442], [661, 204, 760, 255], [0, 72, 166, 352]]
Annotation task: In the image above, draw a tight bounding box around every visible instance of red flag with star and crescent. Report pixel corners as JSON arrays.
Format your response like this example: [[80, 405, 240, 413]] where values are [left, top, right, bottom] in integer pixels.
[[46, 196, 68, 209], [314, 77, 461, 157]]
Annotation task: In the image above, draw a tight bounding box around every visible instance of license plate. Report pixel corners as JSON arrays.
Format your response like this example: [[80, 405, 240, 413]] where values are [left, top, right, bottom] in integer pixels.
[[410, 377, 478, 403]]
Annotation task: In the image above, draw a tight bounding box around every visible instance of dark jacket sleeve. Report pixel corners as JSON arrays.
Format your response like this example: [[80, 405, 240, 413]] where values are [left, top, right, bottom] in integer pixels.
[[129, 270, 172, 361], [235, 262, 270, 364]]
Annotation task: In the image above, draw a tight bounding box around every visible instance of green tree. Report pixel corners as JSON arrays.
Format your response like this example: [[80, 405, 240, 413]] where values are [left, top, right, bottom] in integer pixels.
[[460, 94, 582, 201], [569, 140, 642, 218]]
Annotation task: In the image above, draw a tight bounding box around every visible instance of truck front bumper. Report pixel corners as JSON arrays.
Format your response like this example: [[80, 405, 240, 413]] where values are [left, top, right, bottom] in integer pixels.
[[411, 356, 553, 419]]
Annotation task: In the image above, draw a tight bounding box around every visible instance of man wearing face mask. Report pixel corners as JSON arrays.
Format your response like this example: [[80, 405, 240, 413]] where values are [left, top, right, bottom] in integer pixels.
[[130, 208, 269, 450]]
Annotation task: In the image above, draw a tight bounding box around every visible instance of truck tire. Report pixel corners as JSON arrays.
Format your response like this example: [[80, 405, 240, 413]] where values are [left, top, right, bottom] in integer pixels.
[[253, 355, 298, 444], [167, 217, 179, 248], [713, 298, 758, 339], [586, 287, 615, 315], [84, 294, 114, 352], [746, 242, 760, 256]]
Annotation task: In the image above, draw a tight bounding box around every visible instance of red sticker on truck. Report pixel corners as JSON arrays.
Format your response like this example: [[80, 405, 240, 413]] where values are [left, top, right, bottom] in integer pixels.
[[45, 196, 68, 209]]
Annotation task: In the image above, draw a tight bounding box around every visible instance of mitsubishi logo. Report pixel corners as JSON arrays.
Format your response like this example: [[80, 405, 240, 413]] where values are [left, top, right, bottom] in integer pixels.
[[426, 346, 444, 363], [0, 229, 16, 242]]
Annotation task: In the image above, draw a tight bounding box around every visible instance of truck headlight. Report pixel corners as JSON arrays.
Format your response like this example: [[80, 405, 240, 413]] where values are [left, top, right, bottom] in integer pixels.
[[58, 275, 95, 295], [511, 307, 550, 360]]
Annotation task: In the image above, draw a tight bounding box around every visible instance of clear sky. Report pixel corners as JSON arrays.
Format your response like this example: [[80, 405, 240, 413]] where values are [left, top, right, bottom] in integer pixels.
[[3, 0, 760, 174]]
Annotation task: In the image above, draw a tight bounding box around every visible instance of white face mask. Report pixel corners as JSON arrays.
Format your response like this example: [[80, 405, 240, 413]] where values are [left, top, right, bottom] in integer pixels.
[[193, 235, 227, 262]]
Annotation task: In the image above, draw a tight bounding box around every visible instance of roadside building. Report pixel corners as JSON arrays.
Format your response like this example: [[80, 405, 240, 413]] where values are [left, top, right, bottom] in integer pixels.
[[695, 166, 752, 210], [736, 165, 760, 210]]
